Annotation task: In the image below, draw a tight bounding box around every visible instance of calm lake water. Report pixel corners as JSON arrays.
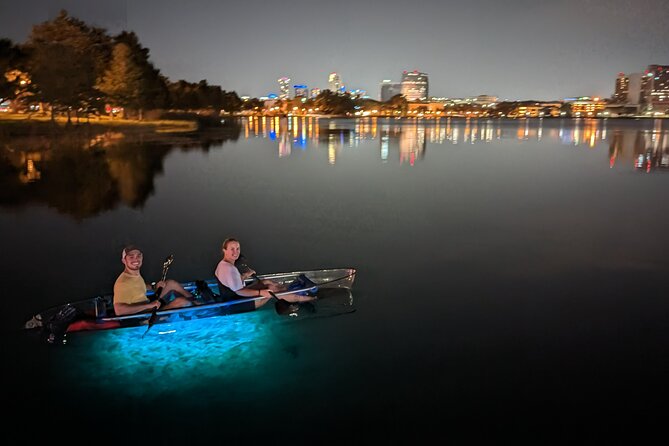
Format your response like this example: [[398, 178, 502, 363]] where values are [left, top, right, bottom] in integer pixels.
[[2, 117, 668, 444]]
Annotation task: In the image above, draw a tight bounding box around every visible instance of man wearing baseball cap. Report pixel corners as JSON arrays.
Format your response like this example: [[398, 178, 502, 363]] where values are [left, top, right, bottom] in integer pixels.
[[113, 245, 194, 316]]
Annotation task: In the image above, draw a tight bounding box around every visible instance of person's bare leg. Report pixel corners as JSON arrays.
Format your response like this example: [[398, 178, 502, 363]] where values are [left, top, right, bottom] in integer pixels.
[[279, 293, 316, 303], [161, 279, 193, 298], [163, 296, 193, 310]]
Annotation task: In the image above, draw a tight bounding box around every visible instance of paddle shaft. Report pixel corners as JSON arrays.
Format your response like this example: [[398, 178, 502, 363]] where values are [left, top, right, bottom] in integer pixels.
[[152, 255, 174, 302], [143, 255, 174, 338]]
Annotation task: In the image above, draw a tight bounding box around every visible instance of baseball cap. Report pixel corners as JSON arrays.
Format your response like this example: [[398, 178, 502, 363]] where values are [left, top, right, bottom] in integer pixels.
[[121, 245, 142, 261]]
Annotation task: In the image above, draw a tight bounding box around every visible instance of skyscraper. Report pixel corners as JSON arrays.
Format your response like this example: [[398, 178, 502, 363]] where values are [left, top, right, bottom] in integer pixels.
[[627, 73, 645, 105], [278, 77, 291, 99], [613, 72, 646, 107], [328, 72, 343, 94], [643, 65, 669, 112], [400, 71, 429, 101], [380, 80, 402, 102], [613, 73, 629, 103]]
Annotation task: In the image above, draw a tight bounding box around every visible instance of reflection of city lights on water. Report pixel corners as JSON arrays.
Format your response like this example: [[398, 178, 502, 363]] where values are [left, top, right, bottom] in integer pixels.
[[328, 134, 336, 165], [233, 117, 666, 170]]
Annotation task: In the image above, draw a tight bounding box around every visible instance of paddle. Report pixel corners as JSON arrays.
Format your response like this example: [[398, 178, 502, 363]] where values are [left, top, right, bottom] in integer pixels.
[[249, 273, 298, 316], [237, 255, 297, 315], [142, 254, 174, 338]]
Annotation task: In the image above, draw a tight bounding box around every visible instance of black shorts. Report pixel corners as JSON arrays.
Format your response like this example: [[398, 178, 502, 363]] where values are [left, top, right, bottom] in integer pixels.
[[217, 280, 259, 314]]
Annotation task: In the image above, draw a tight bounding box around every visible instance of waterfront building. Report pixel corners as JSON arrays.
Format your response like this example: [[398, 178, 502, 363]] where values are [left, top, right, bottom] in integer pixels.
[[294, 84, 308, 98], [610, 72, 646, 115], [310, 88, 321, 98], [380, 80, 402, 102], [565, 97, 607, 117], [400, 71, 429, 101], [627, 73, 646, 106], [505, 101, 562, 118], [278, 77, 291, 99], [406, 101, 445, 116], [472, 95, 499, 106], [614, 73, 629, 103], [643, 64, 669, 113], [614, 72, 646, 105], [328, 72, 344, 94]]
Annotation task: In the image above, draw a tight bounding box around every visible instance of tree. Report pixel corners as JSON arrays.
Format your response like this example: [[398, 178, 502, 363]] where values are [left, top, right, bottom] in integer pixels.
[[490, 101, 518, 117], [0, 39, 24, 101], [112, 31, 168, 113], [220, 91, 242, 113], [241, 98, 264, 111], [26, 10, 113, 120], [97, 43, 145, 118], [314, 90, 355, 115], [560, 102, 572, 117], [29, 43, 93, 120], [387, 94, 408, 114], [167, 79, 241, 113]]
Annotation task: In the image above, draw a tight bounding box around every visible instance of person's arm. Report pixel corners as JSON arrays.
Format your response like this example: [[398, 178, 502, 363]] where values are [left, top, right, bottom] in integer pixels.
[[235, 287, 271, 298], [240, 268, 256, 281]]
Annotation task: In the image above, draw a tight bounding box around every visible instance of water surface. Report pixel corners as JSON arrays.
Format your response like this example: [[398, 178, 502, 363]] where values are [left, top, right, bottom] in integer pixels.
[[3, 117, 668, 443]]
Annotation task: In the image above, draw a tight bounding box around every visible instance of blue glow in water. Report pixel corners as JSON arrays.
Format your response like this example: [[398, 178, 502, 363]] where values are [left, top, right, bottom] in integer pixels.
[[58, 309, 288, 398]]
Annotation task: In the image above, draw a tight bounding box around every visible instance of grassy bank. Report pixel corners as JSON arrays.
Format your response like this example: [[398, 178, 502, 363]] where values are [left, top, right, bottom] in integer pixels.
[[0, 113, 198, 136]]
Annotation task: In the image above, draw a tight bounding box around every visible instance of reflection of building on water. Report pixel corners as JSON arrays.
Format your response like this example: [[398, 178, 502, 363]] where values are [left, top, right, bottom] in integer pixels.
[[241, 117, 667, 168], [398, 124, 426, 165], [19, 152, 43, 183], [244, 117, 615, 149], [376, 123, 426, 165], [558, 119, 603, 147], [608, 121, 669, 172]]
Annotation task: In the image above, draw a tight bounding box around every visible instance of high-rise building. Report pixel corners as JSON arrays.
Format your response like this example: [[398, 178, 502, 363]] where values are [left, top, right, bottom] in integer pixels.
[[328, 72, 344, 94], [294, 84, 308, 98], [400, 71, 429, 101], [614, 73, 629, 103], [643, 65, 669, 112], [278, 77, 291, 99], [310, 88, 321, 98], [380, 80, 402, 102], [627, 73, 645, 105], [613, 71, 646, 108]]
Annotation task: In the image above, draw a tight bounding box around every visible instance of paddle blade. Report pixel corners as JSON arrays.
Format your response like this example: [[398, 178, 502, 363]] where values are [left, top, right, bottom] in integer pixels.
[[274, 299, 299, 316], [160, 255, 174, 281]]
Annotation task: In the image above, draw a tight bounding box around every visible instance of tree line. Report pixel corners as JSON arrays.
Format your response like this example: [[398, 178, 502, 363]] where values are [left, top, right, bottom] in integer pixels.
[[0, 10, 242, 120]]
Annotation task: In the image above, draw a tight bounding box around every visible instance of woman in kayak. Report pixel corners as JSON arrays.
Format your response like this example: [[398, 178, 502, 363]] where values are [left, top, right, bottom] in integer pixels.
[[214, 238, 315, 312]]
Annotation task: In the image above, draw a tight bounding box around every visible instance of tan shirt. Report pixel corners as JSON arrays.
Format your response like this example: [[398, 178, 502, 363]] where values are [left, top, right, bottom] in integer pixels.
[[113, 272, 149, 305]]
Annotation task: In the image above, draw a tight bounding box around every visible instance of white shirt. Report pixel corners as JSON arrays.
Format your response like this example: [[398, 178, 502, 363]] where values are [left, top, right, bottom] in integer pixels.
[[215, 260, 244, 291]]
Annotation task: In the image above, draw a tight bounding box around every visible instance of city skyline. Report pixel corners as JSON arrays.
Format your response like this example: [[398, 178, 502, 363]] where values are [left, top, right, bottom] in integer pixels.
[[1, 0, 668, 101]]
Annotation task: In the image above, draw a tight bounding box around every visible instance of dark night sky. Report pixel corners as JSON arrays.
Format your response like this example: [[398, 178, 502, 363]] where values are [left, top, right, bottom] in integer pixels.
[[1, 0, 667, 100]]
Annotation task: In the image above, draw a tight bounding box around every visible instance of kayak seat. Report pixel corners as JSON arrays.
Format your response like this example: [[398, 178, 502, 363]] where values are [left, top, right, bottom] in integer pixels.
[[94, 296, 108, 318], [195, 280, 219, 304], [287, 274, 319, 296]]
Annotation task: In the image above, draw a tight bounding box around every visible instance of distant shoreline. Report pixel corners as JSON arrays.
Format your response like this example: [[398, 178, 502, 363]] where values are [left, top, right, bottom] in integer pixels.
[[1, 113, 665, 137]]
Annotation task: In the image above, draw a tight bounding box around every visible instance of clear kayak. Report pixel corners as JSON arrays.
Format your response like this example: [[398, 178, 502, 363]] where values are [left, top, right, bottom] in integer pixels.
[[24, 267, 356, 343]]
